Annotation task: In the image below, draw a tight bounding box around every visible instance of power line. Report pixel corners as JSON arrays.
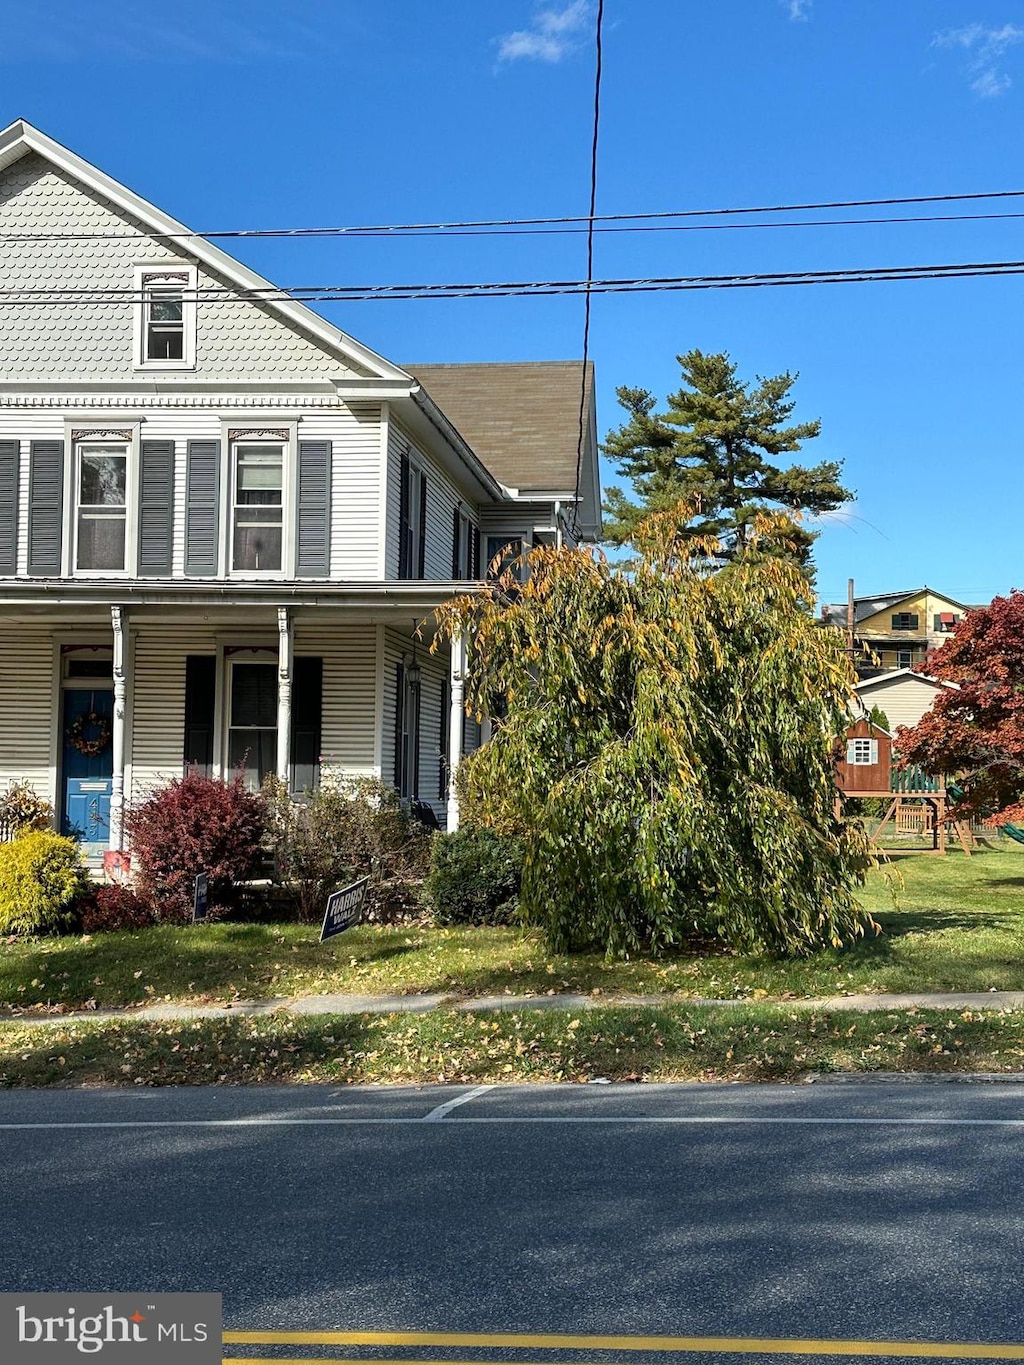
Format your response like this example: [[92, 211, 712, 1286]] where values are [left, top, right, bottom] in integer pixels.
[[572, 0, 605, 539], [5, 256, 1024, 304], [4, 190, 1024, 242]]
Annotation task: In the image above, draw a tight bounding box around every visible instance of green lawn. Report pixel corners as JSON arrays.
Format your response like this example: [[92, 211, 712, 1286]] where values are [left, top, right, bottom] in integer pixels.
[[3, 842, 1024, 1013]]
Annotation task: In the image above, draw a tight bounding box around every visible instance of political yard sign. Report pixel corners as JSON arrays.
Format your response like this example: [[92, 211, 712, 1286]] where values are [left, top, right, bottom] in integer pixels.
[[320, 877, 370, 942]]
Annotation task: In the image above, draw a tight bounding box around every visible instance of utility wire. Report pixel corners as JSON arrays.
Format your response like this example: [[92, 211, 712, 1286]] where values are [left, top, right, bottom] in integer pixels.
[[572, 0, 605, 538], [6, 256, 1024, 304], [3, 190, 1024, 241]]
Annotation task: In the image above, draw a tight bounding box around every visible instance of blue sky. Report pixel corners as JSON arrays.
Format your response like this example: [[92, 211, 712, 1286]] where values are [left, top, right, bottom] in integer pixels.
[[2, 0, 1023, 606]]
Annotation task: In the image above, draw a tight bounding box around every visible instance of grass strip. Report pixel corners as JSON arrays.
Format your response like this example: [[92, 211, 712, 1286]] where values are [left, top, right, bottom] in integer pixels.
[[3, 847, 1024, 1013], [3, 1004, 1024, 1088]]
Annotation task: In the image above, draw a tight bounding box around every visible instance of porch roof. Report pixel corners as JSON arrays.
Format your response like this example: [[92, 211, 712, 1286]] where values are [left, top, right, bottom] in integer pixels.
[[0, 578, 479, 618]]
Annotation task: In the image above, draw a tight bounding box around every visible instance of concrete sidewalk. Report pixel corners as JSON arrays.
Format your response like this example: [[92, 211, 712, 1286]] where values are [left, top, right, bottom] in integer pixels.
[[4, 988, 1024, 1027]]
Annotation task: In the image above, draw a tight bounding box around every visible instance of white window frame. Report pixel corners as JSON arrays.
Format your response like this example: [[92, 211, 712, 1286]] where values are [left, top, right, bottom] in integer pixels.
[[63, 425, 140, 578], [133, 263, 197, 371], [455, 507, 475, 579], [221, 425, 297, 579], [847, 737, 878, 766], [223, 647, 278, 790], [896, 649, 913, 669]]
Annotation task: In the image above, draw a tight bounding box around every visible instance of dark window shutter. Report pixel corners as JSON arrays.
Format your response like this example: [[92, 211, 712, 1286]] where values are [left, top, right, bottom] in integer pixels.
[[417, 475, 427, 578], [290, 656, 323, 794], [183, 655, 216, 775], [412, 681, 421, 796], [394, 661, 406, 792], [398, 450, 411, 576], [452, 506, 461, 579], [0, 441, 19, 576], [185, 440, 220, 576], [909, 614, 919, 630], [138, 440, 174, 577], [27, 440, 63, 577], [471, 524, 480, 579], [297, 441, 331, 578]]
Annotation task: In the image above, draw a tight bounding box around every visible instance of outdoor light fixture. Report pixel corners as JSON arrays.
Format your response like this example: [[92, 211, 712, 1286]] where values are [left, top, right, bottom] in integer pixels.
[[407, 626, 422, 690]]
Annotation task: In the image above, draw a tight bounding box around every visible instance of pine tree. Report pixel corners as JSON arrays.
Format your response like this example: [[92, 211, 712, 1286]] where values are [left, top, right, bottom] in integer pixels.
[[602, 349, 853, 571]]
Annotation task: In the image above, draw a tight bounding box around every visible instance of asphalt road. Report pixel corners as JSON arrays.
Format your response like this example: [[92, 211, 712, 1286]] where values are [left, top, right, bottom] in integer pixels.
[[2, 1080, 1024, 1359]]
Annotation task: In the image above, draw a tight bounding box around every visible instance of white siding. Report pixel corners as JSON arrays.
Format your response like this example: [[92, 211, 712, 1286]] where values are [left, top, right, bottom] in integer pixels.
[[0, 403, 387, 583], [0, 626, 54, 802], [386, 419, 478, 581], [129, 619, 379, 800], [297, 621, 377, 774], [303, 405, 382, 581], [129, 623, 218, 799], [0, 153, 356, 385], [857, 677, 946, 732]]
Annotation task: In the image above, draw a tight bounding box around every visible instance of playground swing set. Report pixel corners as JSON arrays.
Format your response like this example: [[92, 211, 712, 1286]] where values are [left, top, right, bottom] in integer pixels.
[[836, 717, 1024, 855]]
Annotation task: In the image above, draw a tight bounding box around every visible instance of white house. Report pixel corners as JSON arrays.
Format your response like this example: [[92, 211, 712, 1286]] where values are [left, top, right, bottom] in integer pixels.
[[852, 669, 958, 733], [0, 121, 601, 860]]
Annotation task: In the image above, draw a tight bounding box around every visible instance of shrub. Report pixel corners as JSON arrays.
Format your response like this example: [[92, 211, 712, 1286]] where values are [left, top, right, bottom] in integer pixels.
[[264, 775, 431, 923], [76, 883, 155, 934], [0, 782, 54, 836], [124, 771, 267, 922], [423, 826, 524, 926], [0, 831, 86, 936]]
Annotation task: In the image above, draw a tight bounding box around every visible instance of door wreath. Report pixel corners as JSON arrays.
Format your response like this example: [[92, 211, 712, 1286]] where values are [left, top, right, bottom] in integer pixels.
[[67, 710, 112, 757]]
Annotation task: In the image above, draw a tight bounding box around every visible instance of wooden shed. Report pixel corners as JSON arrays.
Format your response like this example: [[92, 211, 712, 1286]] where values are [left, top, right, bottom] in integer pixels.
[[836, 718, 893, 796]]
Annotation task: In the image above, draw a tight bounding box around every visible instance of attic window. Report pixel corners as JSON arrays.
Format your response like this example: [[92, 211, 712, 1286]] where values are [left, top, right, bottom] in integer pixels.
[[134, 266, 196, 369]]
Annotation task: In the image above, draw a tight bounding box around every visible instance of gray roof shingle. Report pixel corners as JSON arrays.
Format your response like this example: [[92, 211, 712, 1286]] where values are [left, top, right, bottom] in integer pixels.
[[403, 360, 594, 494]]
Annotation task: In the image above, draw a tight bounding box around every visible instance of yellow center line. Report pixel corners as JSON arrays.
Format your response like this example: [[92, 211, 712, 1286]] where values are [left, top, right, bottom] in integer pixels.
[[219, 1334, 1024, 1360]]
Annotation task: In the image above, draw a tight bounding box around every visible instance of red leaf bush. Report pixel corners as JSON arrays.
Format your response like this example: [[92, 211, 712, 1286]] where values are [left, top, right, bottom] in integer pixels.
[[124, 772, 267, 922], [77, 883, 155, 934]]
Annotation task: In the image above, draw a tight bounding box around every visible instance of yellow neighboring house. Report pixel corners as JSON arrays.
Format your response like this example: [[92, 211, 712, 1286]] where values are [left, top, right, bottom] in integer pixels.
[[821, 587, 978, 676]]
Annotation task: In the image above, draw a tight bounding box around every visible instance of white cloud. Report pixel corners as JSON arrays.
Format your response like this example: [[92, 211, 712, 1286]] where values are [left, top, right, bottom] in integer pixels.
[[933, 22, 1024, 97], [783, 0, 813, 21], [497, 1, 592, 65]]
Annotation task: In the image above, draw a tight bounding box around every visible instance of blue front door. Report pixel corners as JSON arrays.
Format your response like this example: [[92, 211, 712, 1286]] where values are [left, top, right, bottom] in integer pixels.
[[61, 688, 114, 855]]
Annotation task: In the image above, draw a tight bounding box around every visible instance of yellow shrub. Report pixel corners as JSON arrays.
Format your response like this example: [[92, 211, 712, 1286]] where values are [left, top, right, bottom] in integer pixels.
[[0, 831, 86, 936]]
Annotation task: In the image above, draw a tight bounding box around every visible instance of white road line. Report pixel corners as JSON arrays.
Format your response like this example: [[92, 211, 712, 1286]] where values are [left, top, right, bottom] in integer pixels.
[[423, 1085, 496, 1122], [0, 1112, 1023, 1131]]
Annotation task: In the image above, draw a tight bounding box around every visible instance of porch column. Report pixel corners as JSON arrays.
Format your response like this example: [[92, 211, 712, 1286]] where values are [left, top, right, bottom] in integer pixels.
[[276, 606, 293, 788], [446, 634, 466, 832], [109, 605, 128, 852]]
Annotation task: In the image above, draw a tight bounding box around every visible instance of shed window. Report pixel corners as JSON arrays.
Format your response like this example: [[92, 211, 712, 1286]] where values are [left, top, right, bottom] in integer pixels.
[[847, 738, 878, 765]]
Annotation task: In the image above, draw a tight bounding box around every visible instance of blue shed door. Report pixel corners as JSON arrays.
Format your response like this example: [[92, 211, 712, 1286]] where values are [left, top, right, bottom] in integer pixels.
[[61, 688, 114, 855]]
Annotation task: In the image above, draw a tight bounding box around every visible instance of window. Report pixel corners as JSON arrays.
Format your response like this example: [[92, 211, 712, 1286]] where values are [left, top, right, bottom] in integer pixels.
[[934, 612, 959, 632], [232, 443, 284, 572], [395, 661, 421, 800], [452, 507, 477, 579], [135, 267, 195, 368], [891, 612, 919, 631], [847, 737, 878, 765], [228, 660, 277, 789], [486, 535, 525, 582], [896, 650, 913, 669], [398, 450, 426, 578], [75, 443, 129, 572]]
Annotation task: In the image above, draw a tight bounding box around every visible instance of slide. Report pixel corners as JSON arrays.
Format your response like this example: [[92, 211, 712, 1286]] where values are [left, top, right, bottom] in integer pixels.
[[947, 780, 1024, 843]]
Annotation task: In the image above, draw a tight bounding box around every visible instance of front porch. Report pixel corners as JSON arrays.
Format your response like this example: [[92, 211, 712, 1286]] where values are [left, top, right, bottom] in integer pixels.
[[0, 583, 475, 859]]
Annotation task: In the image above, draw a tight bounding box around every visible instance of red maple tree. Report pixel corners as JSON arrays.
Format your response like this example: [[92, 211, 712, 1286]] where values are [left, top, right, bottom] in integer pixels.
[[896, 591, 1024, 822]]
